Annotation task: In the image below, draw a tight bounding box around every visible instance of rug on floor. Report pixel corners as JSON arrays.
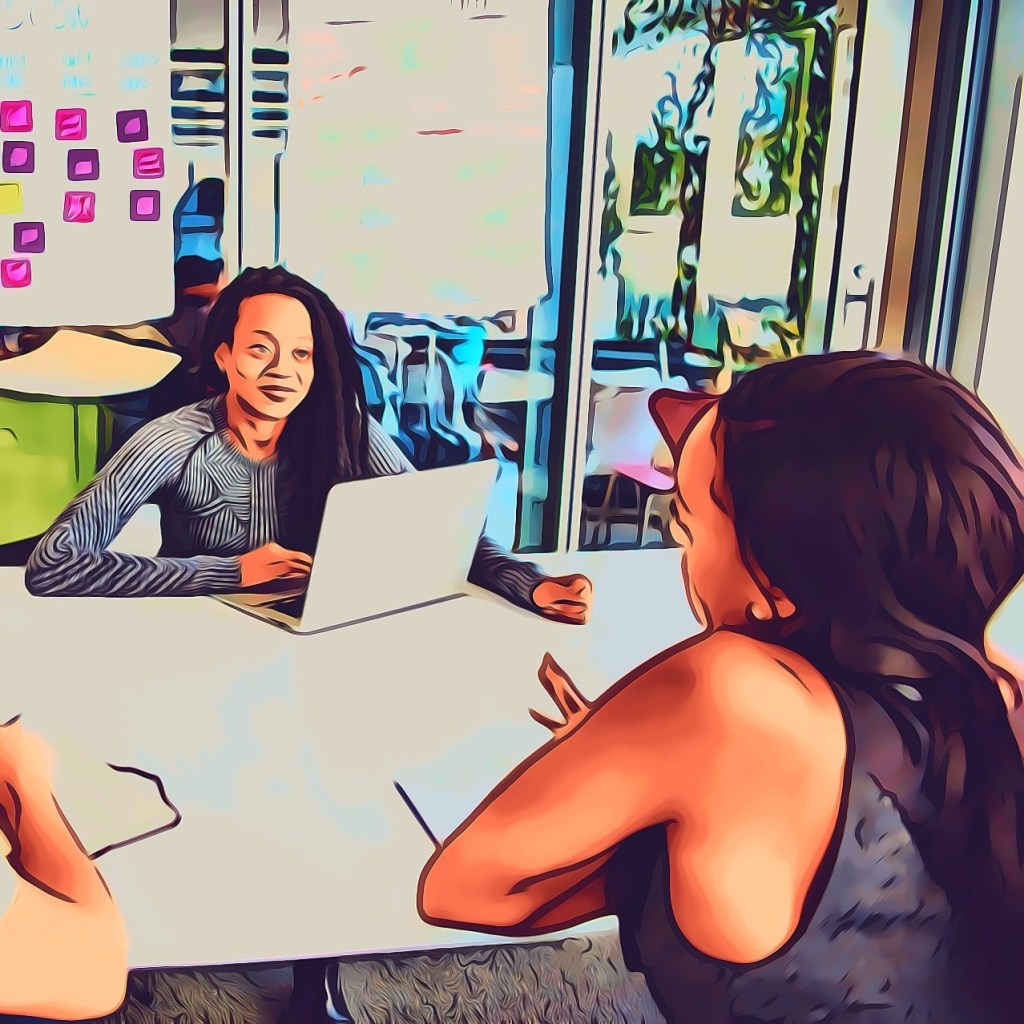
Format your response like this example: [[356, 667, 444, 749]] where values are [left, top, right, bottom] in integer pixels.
[[336, 932, 664, 1024], [90, 931, 664, 1024]]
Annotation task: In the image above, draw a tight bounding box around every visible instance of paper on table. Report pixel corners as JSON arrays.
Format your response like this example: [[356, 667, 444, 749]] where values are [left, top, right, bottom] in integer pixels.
[[395, 717, 543, 845], [52, 744, 181, 860], [0, 736, 180, 919], [0, 735, 180, 864], [0, 329, 179, 399]]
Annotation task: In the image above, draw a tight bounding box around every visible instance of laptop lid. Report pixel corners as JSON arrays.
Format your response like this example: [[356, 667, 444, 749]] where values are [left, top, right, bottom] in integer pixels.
[[294, 459, 499, 634]]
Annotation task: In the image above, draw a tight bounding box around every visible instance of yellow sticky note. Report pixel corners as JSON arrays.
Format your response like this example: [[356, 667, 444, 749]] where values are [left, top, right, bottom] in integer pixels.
[[0, 182, 23, 215]]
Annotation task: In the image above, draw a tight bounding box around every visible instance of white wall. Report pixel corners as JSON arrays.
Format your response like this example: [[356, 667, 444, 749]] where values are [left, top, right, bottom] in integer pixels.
[[952, 1, 1024, 452]]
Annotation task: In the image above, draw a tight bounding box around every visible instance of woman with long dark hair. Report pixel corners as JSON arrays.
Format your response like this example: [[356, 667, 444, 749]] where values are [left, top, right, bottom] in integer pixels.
[[24, 266, 592, 624], [419, 350, 1024, 1023]]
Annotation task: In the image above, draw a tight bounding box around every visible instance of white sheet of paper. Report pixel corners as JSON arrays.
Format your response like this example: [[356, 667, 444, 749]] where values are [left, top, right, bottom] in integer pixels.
[[51, 743, 181, 859], [0, 0, 174, 327], [280, 0, 549, 316], [0, 737, 179, 919]]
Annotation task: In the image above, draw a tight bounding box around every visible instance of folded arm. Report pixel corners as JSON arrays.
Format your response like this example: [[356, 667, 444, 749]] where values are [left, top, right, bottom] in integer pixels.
[[417, 634, 845, 952], [25, 420, 241, 598], [417, 656, 684, 934]]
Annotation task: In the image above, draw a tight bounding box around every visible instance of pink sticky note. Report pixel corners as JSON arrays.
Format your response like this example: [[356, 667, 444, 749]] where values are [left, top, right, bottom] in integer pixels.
[[63, 191, 96, 223], [0, 100, 32, 133], [13, 221, 45, 253], [130, 189, 160, 221], [116, 109, 149, 143], [55, 107, 88, 141], [132, 146, 164, 179], [1, 259, 31, 288]]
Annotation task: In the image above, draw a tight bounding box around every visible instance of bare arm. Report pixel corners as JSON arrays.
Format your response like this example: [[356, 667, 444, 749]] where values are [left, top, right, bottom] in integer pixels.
[[417, 652, 686, 933], [0, 728, 127, 1020], [417, 635, 847, 959]]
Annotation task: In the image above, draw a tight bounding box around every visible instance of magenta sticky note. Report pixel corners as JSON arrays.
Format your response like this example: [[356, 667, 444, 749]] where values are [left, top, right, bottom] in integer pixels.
[[117, 109, 149, 143], [132, 147, 164, 179], [67, 148, 100, 181], [0, 100, 32, 133], [13, 222, 44, 253], [1, 141, 34, 174], [63, 191, 96, 223], [130, 189, 160, 222], [1, 259, 31, 288], [55, 108, 88, 141]]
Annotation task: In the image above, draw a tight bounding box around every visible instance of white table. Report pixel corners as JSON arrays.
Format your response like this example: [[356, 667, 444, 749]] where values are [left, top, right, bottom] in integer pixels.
[[0, 548, 694, 970]]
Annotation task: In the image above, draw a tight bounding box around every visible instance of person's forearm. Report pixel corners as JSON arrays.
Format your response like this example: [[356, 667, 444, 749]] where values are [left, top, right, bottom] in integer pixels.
[[4, 776, 110, 906], [27, 537, 243, 598], [468, 536, 547, 611], [420, 839, 615, 934]]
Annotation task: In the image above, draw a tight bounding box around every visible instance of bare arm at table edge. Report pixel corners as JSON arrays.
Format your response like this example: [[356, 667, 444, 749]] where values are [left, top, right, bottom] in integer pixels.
[[0, 726, 127, 1020]]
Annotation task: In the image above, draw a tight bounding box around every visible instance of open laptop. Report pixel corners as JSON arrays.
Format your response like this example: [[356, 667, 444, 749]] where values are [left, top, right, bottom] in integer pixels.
[[215, 460, 499, 634]]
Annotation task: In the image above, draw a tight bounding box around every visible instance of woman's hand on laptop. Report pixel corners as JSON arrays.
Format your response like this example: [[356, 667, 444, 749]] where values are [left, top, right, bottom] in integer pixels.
[[238, 543, 313, 591], [530, 574, 593, 625]]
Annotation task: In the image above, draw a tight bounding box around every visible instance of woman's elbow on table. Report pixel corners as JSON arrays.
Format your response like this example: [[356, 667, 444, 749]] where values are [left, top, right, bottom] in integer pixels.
[[24, 558, 66, 598], [418, 850, 531, 933], [24, 537, 77, 597]]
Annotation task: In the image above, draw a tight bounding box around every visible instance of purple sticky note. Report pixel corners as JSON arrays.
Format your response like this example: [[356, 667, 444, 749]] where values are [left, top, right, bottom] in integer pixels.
[[55, 107, 88, 141], [63, 191, 96, 223], [1, 141, 34, 174], [67, 148, 100, 181], [0, 100, 32, 133], [13, 222, 44, 253], [116, 109, 149, 143], [129, 189, 160, 222], [1, 259, 31, 288], [132, 146, 164, 179]]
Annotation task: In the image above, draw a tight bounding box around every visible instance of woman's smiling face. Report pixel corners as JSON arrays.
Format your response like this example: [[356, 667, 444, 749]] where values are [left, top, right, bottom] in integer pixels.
[[215, 293, 315, 421]]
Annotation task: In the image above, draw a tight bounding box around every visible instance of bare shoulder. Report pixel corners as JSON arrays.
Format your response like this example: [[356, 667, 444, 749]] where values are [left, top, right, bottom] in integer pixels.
[[632, 630, 847, 757]]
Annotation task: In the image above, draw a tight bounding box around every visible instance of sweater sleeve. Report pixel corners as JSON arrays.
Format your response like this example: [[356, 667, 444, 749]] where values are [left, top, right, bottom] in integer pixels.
[[364, 418, 547, 610], [25, 418, 242, 598]]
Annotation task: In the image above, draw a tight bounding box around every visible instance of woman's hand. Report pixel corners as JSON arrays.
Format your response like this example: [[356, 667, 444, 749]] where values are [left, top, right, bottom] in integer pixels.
[[531, 574, 593, 625], [529, 654, 593, 741], [238, 543, 313, 590]]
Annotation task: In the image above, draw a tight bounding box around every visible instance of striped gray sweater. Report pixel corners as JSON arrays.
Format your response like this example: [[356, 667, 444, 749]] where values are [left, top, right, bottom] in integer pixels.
[[25, 396, 547, 609]]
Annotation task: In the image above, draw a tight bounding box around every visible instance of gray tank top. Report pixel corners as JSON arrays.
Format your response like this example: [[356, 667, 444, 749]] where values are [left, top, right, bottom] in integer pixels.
[[611, 685, 1018, 1023]]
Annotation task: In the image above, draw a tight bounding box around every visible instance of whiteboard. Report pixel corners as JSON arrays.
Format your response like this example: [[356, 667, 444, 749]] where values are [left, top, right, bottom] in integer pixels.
[[0, 0, 174, 328], [280, 0, 550, 317]]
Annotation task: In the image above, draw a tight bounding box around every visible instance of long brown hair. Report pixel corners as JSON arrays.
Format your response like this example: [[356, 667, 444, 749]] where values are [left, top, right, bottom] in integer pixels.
[[707, 351, 1024, 978]]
